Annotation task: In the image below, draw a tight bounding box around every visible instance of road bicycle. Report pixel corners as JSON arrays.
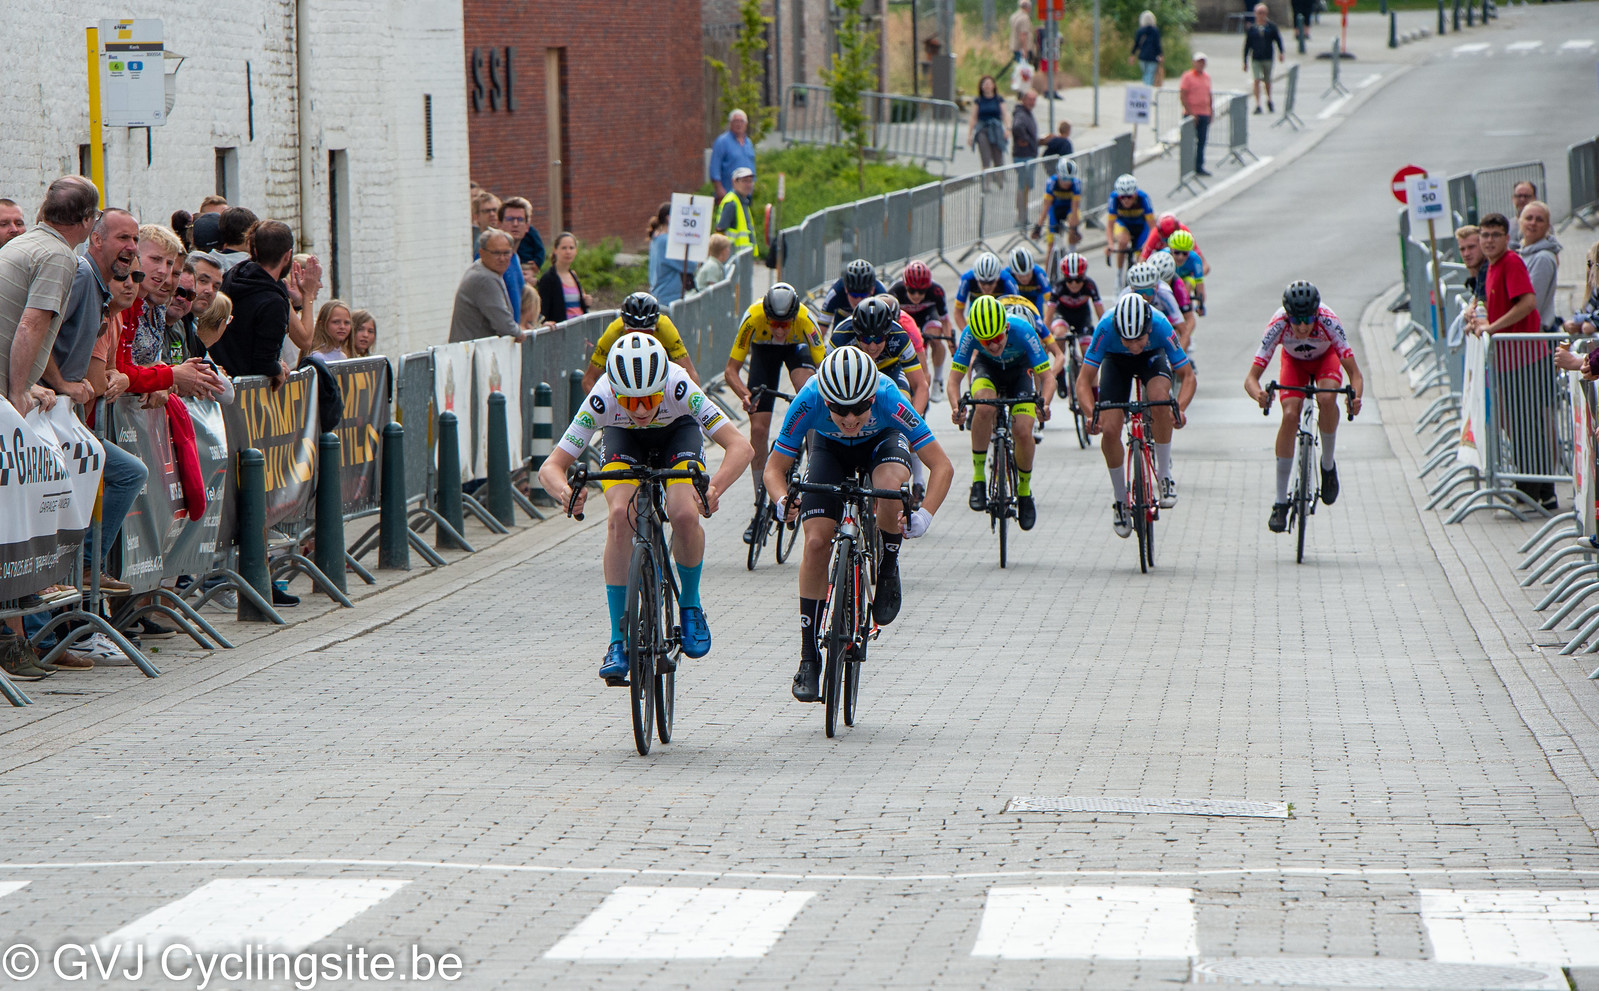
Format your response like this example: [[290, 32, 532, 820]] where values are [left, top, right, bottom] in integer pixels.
[[744, 386, 804, 571], [566, 461, 709, 756], [790, 474, 919, 738], [960, 393, 1037, 569], [1263, 381, 1355, 564], [1094, 394, 1178, 573], [1055, 330, 1094, 449]]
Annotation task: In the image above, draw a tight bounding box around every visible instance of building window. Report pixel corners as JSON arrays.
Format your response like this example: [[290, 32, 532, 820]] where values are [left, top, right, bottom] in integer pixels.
[[214, 147, 238, 202], [78, 145, 91, 177], [328, 150, 350, 300], [424, 94, 434, 161]]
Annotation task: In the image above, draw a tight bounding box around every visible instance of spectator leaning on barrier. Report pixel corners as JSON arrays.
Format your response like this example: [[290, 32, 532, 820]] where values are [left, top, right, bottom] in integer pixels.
[[0, 175, 98, 415], [210, 220, 300, 382], [1131, 11, 1163, 87], [450, 228, 529, 343], [82, 256, 148, 602], [0, 198, 27, 247], [1042, 121, 1073, 159], [969, 75, 1008, 172], [1509, 181, 1538, 249], [537, 232, 592, 327], [164, 262, 197, 362], [650, 202, 696, 305], [212, 206, 257, 273], [1455, 224, 1483, 297], [129, 223, 184, 370], [350, 309, 378, 357], [495, 197, 536, 328], [1181, 53, 1214, 177], [1244, 4, 1285, 114], [43, 207, 138, 408], [1012, 90, 1040, 227], [710, 109, 757, 201], [696, 233, 733, 292], [1517, 200, 1561, 330], [1471, 212, 1555, 510]]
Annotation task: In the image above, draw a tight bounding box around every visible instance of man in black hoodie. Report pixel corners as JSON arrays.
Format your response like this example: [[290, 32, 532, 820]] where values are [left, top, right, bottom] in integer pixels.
[[210, 220, 296, 383]]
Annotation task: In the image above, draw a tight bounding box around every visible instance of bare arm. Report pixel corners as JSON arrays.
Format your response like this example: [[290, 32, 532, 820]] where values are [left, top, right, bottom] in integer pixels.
[[6, 308, 55, 412]]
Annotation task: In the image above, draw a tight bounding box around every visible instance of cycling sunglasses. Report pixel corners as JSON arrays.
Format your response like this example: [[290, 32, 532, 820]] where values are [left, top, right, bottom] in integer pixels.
[[617, 391, 664, 413], [853, 333, 888, 345], [826, 398, 874, 417]]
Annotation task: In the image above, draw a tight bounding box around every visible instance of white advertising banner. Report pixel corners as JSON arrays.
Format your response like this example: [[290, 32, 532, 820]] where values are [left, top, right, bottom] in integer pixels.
[[431, 341, 475, 478], [0, 400, 99, 600], [473, 336, 522, 480], [1455, 333, 1487, 471]]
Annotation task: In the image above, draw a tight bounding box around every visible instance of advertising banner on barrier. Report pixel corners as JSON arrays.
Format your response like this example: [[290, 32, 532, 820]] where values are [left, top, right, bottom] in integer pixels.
[[223, 369, 320, 530], [1456, 333, 1487, 471], [472, 337, 521, 477], [0, 402, 87, 600], [36, 402, 105, 567], [330, 357, 392, 513], [112, 399, 203, 592], [431, 341, 474, 477], [1572, 369, 1597, 537]]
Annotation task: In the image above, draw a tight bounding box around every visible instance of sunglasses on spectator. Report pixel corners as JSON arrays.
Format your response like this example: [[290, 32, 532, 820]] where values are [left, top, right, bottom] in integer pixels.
[[172, 287, 195, 301], [124, 270, 145, 284], [617, 392, 664, 413], [826, 398, 874, 417]]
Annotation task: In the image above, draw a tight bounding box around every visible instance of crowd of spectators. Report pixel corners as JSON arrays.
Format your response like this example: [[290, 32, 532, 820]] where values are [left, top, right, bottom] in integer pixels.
[[0, 178, 397, 680]]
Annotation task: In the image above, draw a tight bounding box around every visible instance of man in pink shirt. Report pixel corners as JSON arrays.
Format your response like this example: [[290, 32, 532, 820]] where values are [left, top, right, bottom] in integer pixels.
[[1180, 53, 1214, 177]]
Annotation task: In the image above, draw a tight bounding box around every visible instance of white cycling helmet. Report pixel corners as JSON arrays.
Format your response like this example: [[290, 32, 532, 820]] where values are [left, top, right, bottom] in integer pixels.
[[1114, 173, 1139, 196], [1149, 249, 1177, 284], [1127, 262, 1159, 292], [607, 332, 671, 397], [1113, 294, 1153, 340], [816, 346, 879, 406], [1056, 157, 1079, 180], [972, 251, 1004, 284], [1009, 245, 1034, 278]]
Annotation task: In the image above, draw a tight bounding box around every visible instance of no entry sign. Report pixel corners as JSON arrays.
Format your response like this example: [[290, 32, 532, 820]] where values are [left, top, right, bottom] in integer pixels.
[[1391, 164, 1427, 204]]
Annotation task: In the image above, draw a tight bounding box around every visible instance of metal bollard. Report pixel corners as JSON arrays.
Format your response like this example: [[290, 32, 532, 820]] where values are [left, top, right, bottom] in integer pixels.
[[235, 448, 272, 622], [1467, 0, 1474, 24], [314, 432, 348, 594], [486, 392, 515, 526], [1389, 10, 1398, 46], [379, 422, 410, 570], [436, 410, 468, 550], [531, 381, 554, 504], [1437, 0, 1446, 33], [1452, 0, 1461, 30]]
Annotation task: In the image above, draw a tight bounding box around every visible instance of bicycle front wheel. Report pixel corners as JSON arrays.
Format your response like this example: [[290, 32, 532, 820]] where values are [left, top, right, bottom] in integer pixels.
[[775, 455, 805, 564], [823, 538, 854, 739], [624, 542, 659, 755], [746, 501, 768, 571], [1069, 355, 1091, 449], [1131, 442, 1150, 574], [989, 433, 1010, 568], [654, 551, 677, 744], [1295, 437, 1315, 564]]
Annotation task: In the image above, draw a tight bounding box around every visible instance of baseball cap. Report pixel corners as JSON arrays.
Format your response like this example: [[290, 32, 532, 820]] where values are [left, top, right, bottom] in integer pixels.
[[191, 211, 223, 251], [731, 167, 755, 181], [1193, 51, 1208, 61]]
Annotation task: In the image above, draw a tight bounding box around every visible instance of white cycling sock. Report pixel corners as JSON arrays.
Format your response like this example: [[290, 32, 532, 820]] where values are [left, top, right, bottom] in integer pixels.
[[1276, 457, 1293, 503], [1154, 442, 1173, 480], [1108, 465, 1129, 503], [1320, 432, 1337, 470]]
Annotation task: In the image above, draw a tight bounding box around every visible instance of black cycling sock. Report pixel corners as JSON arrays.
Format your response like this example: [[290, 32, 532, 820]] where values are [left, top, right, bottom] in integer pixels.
[[878, 532, 903, 577], [800, 597, 824, 661]]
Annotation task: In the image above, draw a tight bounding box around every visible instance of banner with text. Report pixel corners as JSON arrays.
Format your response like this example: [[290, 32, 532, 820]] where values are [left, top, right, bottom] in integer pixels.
[[223, 369, 320, 530], [0, 401, 96, 600], [329, 357, 392, 514]]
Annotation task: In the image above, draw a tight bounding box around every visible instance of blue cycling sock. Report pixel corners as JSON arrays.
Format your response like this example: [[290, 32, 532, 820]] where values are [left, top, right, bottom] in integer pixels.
[[677, 562, 703, 609], [606, 584, 627, 643]]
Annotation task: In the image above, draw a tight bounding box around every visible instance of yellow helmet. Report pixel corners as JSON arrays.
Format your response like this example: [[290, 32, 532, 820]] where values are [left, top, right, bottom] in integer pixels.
[[967, 295, 1009, 341]]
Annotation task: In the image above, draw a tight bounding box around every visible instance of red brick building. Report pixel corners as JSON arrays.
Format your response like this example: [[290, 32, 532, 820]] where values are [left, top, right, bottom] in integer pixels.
[[463, 0, 706, 249]]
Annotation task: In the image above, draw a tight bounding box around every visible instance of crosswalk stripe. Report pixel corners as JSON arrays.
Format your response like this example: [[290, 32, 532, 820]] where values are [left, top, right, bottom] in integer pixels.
[[1420, 889, 1599, 967], [1452, 42, 1491, 55], [970, 886, 1197, 959], [1505, 40, 1544, 53], [1560, 39, 1596, 52], [0, 881, 28, 900], [543, 887, 815, 960], [98, 879, 408, 955]]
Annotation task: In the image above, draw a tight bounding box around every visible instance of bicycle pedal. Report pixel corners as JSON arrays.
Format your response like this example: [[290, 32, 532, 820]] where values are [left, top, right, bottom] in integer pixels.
[[659, 651, 679, 674]]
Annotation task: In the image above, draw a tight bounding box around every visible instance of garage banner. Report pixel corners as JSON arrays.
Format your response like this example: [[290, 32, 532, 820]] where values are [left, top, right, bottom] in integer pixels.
[[0, 400, 102, 601]]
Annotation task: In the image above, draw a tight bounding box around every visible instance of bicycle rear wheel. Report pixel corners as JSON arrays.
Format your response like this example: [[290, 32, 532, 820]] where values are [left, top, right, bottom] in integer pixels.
[[1131, 442, 1150, 574], [1143, 447, 1158, 570], [823, 538, 854, 739], [1295, 437, 1314, 564], [775, 456, 805, 564], [654, 555, 677, 744], [624, 543, 659, 755]]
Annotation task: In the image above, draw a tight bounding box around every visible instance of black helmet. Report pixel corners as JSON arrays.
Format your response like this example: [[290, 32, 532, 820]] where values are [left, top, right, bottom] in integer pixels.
[[763, 282, 801, 322], [621, 291, 660, 329], [850, 296, 895, 337], [843, 258, 877, 295], [1282, 280, 1320, 322]]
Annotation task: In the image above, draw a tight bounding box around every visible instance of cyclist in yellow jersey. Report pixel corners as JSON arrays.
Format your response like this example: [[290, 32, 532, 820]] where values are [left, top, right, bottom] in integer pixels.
[[724, 283, 827, 540], [582, 291, 699, 391]]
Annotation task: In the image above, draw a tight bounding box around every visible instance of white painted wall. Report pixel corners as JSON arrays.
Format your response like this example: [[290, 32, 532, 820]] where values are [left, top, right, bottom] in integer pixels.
[[0, 0, 469, 357]]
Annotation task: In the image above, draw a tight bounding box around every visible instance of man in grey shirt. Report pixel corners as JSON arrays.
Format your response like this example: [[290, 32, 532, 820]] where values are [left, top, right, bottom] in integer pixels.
[[0, 176, 99, 413], [450, 229, 530, 343], [42, 208, 140, 406]]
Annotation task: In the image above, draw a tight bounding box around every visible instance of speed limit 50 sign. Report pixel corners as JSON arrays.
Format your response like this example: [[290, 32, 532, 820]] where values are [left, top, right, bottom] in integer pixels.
[[1406, 175, 1449, 228]]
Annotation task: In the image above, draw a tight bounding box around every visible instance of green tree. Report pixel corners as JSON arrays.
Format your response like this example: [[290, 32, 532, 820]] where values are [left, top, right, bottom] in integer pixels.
[[820, 0, 879, 190], [705, 0, 777, 143]]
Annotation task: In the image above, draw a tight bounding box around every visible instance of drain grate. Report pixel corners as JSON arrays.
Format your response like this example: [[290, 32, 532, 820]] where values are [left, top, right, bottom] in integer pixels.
[[1006, 796, 1289, 819], [1190, 957, 1566, 989]]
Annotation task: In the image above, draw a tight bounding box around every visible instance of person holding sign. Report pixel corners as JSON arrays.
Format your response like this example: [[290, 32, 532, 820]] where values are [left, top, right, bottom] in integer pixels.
[[714, 168, 761, 261]]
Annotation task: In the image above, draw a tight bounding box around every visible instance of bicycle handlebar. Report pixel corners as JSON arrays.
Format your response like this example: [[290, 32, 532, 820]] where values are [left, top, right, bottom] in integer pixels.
[[748, 385, 794, 404], [959, 393, 1040, 409], [922, 333, 957, 346], [1091, 398, 1178, 424], [1262, 381, 1357, 421], [565, 462, 709, 521], [792, 478, 922, 513]]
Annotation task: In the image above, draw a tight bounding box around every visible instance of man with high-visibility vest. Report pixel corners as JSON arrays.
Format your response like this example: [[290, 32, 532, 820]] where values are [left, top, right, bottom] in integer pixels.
[[715, 166, 761, 260]]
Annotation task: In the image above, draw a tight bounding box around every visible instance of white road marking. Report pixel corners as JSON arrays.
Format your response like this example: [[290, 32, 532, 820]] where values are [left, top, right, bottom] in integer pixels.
[[98, 878, 407, 955], [1317, 97, 1351, 121], [1421, 889, 1599, 967], [970, 886, 1197, 959], [1505, 40, 1544, 54], [1356, 73, 1383, 89], [0, 881, 28, 899], [1559, 39, 1596, 52], [1452, 42, 1491, 55], [543, 887, 814, 960], [1171, 157, 1275, 215]]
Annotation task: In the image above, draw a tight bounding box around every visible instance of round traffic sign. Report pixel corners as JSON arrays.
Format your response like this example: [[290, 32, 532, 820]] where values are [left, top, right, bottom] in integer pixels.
[[1391, 164, 1426, 204]]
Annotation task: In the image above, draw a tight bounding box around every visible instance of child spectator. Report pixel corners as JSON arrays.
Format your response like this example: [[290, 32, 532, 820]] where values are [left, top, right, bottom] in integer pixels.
[[305, 299, 355, 362], [350, 309, 378, 357], [695, 234, 733, 292]]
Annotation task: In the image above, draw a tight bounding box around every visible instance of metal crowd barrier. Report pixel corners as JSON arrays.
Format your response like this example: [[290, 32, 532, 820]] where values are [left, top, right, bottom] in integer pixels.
[[1472, 161, 1547, 222], [782, 84, 961, 165], [1273, 65, 1304, 130], [1567, 136, 1599, 228]]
